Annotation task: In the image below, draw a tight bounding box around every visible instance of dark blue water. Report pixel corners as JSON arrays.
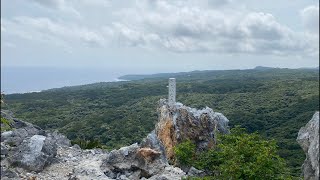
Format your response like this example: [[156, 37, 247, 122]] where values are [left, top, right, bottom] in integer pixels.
[[1, 67, 128, 94]]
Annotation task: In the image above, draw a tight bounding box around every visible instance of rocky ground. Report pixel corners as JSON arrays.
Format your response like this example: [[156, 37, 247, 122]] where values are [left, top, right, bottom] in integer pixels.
[[2, 145, 108, 180]]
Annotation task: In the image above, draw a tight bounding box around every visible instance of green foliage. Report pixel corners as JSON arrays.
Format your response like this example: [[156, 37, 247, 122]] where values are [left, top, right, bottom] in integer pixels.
[[1, 117, 13, 132], [3, 68, 319, 176], [71, 138, 105, 149], [175, 126, 293, 179], [174, 140, 196, 166], [217, 126, 292, 179]]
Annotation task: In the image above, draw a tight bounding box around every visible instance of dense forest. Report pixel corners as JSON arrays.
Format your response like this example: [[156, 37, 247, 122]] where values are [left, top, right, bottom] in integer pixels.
[[3, 68, 319, 176]]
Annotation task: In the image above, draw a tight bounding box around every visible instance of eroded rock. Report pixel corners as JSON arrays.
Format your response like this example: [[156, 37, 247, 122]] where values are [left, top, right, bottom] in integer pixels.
[[297, 111, 319, 180], [102, 143, 168, 179], [156, 99, 229, 162], [8, 134, 57, 172]]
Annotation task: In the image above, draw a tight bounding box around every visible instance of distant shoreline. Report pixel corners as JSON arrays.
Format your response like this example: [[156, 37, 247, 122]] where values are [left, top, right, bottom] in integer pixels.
[[2, 66, 318, 95], [3, 78, 131, 95]]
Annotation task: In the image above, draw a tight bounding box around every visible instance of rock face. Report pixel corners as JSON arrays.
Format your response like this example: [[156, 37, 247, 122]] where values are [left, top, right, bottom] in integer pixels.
[[156, 99, 229, 162], [100, 100, 229, 179], [102, 143, 169, 179], [1, 110, 71, 178], [297, 111, 319, 180]]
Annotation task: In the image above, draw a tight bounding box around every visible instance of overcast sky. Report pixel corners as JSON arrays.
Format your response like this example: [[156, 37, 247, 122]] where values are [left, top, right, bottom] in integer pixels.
[[1, 0, 319, 72]]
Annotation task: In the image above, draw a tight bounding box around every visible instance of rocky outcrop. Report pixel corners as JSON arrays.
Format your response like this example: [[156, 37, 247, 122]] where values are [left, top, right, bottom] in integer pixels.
[[1, 110, 71, 178], [156, 99, 229, 162], [297, 111, 319, 180], [102, 143, 170, 179], [100, 100, 229, 179]]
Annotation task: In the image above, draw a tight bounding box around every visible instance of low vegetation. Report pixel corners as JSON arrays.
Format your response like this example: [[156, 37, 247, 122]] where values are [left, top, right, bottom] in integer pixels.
[[175, 126, 292, 179], [1, 117, 13, 132]]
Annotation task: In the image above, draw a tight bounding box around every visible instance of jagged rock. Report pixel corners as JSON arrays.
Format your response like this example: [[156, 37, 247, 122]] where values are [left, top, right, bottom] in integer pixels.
[[1, 109, 72, 175], [297, 111, 319, 180], [156, 99, 229, 162], [0, 166, 18, 178], [140, 131, 168, 163], [102, 143, 168, 179], [1, 143, 9, 155], [4, 126, 43, 147], [187, 167, 205, 177], [1, 131, 13, 142], [147, 166, 186, 180], [46, 130, 71, 148], [1, 114, 45, 146], [8, 134, 57, 172]]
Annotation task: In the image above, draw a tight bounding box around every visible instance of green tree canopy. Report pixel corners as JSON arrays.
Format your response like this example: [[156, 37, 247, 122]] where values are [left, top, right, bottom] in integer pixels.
[[175, 126, 293, 179]]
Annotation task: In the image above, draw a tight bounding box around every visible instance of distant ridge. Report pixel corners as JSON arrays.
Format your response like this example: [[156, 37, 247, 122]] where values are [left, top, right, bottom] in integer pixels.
[[119, 66, 319, 81], [253, 66, 276, 70]]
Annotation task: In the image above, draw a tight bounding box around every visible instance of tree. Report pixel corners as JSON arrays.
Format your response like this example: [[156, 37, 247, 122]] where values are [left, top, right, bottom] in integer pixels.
[[174, 126, 293, 179], [216, 126, 292, 179]]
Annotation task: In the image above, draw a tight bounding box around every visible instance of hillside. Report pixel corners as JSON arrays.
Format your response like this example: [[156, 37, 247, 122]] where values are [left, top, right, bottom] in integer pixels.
[[3, 68, 319, 175]]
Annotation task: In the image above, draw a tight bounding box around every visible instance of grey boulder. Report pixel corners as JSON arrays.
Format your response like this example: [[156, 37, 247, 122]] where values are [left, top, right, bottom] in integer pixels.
[[297, 112, 319, 180], [8, 135, 58, 172]]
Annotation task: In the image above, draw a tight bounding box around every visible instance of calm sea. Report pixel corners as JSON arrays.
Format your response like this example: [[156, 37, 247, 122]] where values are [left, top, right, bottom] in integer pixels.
[[1, 67, 129, 94]]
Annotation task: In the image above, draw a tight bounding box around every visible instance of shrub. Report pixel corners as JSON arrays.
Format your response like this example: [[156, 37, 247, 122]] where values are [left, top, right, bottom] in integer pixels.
[[174, 140, 196, 166], [71, 138, 105, 149], [1, 117, 13, 132], [174, 126, 293, 179]]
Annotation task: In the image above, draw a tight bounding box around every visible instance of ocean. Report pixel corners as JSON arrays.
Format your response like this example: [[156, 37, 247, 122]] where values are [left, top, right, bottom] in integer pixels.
[[1, 67, 128, 94]]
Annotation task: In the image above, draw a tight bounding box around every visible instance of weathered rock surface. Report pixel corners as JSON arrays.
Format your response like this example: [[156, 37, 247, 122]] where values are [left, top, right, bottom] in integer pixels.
[[156, 99, 229, 162], [102, 143, 170, 179], [1, 110, 72, 178], [297, 111, 319, 180]]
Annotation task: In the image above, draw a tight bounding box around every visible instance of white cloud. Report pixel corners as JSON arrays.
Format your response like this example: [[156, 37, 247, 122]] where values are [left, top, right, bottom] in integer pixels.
[[1, 20, 5, 32], [3, 42, 16, 48], [80, 0, 111, 7], [301, 5, 319, 34], [1, 17, 106, 49]]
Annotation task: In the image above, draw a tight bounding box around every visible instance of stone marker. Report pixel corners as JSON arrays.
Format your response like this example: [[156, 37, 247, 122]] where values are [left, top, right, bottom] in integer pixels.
[[168, 78, 176, 106]]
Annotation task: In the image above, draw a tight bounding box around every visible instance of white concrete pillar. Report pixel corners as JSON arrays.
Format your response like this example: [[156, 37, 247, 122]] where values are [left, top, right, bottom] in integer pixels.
[[168, 78, 176, 106]]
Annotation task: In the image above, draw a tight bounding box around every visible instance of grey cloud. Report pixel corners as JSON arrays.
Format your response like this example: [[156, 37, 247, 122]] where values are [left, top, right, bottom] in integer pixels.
[[31, 0, 65, 9], [112, 1, 315, 57], [208, 0, 233, 6], [2, 17, 106, 49]]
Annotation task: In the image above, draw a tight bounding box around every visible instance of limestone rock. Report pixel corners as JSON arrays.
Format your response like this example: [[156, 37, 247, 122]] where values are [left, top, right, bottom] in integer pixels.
[[156, 99, 229, 162], [187, 166, 205, 177], [8, 134, 57, 172], [297, 111, 319, 180], [140, 131, 168, 163], [46, 130, 71, 148], [102, 143, 168, 179], [147, 166, 186, 180]]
